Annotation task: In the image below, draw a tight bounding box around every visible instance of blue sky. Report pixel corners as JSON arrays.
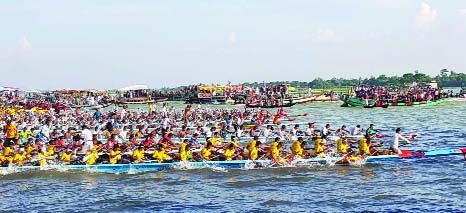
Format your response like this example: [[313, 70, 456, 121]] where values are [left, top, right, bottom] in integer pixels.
[[1, 0, 465, 90]]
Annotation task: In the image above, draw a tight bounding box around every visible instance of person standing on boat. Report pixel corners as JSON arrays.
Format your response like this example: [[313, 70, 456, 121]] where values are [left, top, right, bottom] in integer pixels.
[[392, 128, 410, 154], [81, 125, 93, 154]]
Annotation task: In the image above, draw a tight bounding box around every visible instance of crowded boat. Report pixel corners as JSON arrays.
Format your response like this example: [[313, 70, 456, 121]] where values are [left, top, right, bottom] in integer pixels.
[[0, 96, 416, 168]]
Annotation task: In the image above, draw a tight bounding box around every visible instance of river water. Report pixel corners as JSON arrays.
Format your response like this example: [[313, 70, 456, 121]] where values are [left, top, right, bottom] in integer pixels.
[[1, 100, 466, 212]]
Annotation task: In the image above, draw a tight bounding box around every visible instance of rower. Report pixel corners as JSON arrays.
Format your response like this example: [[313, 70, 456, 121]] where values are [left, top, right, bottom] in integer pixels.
[[365, 124, 377, 138], [351, 124, 363, 136], [277, 125, 287, 140], [132, 145, 145, 163], [262, 125, 273, 138], [291, 137, 305, 158], [359, 137, 371, 156], [336, 125, 350, 138], [152, 144, 171, 163], [201, 142, 213, 161], [391, 128, 410, 154], [269, 137, 280, 156], [61, 149, 73, 164], [273, 114, 280, 125], [206, 127, 216, 138], [179, 139, 192, 162], [13, 148, 27, 166], [141, 133, 155, 147], [320, 124, 332, 143], [247, 136, 259, 152], [85, 148, 99, 165], [271, 142, 286, 163], [290, 125, 300, 141], [337, 138, 350, 155], [229, 136, 243, 160], [305, 122, 316, 136], [211, 132, 224, 147], [235, 125, 245, 138], [249, 141, 262, 160], [189, 133, 200, 148], [314, 136, 325, 156], [37, 150, 47, 166], [223, 143, 236, 161], [109, 146, 122, 164]]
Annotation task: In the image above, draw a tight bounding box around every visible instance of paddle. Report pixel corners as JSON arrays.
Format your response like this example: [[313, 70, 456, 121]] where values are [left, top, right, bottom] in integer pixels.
[[30, 156, 55, 163], [83, 145, 105, 162], [376, 134, 418, 139]]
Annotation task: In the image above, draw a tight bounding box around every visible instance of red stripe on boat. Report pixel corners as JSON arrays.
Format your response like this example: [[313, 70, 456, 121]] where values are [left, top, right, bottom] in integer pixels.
[[399, 150, 413, 158]]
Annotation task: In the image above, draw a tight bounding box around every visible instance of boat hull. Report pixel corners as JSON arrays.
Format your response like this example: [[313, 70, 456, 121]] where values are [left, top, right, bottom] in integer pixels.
[[343, 97, 450, 108], [3, 148, 464, 174]]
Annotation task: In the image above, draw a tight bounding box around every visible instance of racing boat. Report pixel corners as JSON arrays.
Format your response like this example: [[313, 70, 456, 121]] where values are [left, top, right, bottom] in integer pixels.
[[3, 148, 465, 174]]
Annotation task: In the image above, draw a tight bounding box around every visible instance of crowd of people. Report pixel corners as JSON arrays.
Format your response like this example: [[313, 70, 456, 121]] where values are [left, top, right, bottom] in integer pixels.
[[350, 84, 448, 105]]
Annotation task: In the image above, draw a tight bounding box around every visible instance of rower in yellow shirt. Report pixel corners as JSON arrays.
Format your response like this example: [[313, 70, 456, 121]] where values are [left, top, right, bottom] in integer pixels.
[[271, 142, 286, 164], [47, 144, 56, 156], [228, 136, 238, 147], [269, 137, 281, 155], [26, 142, 35, 159], [109, 146, 122, 164], [223, 143, 236, 161], [13, 148, 27, 166], [85, 149, 99, 165], [247, 136, 259, 152], [152, 145, 171, 163], [132, 146, 145, 163], [201, 142, 213, 161], [3, 144, 14, 157], [37, 150, 47, 166], [3, 151, 14, 165], [60, 150, 73, 164], [314, 136, 325, 155], [291, 137, 306, 158], [211, 132, 224, 147], [359, 137, 370, 155], [249, 141, 262, 160], [179, 139, 192, 161], [338, 139, 349, 155]]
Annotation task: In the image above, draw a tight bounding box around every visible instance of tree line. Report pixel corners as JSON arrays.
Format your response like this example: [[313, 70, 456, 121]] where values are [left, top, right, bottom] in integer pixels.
[[240, 69, 466, 89]]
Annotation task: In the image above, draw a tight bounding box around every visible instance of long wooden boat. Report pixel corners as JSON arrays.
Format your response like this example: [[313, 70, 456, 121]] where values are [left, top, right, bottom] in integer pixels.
[[342, 97, 450, 108], [2, 148, 465, 174], [117, 98, 167, 105], [246, 103, 296, 108]]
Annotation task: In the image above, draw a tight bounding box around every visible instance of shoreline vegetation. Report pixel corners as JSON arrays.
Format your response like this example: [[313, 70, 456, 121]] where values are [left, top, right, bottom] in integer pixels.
[[161, 70, 465, 92]]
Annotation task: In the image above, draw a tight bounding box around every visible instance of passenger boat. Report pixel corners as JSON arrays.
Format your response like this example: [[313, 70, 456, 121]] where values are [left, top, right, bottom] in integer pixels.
[[342, 97, 450, 108], [3, 148, 465, 174]]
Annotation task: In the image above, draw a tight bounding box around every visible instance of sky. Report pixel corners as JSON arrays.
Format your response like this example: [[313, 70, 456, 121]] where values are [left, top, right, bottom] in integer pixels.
[[0, 0, 465, 90]]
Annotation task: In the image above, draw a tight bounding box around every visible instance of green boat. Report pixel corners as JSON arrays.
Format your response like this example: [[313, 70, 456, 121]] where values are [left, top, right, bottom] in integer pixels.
[[342, 97, 450, 108]]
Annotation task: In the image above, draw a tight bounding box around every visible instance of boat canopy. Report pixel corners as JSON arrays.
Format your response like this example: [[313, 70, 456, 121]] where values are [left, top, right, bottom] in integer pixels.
[[118, 85, 149, 91]]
